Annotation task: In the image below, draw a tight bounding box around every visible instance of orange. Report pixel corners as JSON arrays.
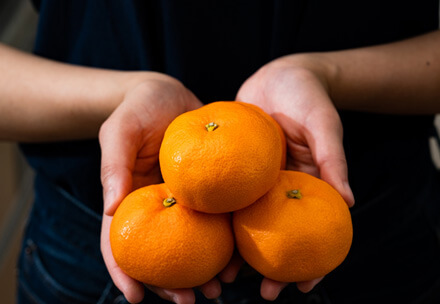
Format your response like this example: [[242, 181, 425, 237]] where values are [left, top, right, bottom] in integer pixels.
[[110, 183, 234, 289], [159, 101, 283, 213], [235, 101, 287, 169], [233, 170, 353, 282]]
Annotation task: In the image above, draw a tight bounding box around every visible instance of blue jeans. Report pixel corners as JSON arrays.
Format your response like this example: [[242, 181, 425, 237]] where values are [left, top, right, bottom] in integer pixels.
[[16, 172, 440, 303], [17, 174, 124, 303]]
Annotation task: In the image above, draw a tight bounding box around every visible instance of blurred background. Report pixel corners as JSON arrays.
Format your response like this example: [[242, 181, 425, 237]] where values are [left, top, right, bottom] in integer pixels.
[[0, 1, 439, 304]]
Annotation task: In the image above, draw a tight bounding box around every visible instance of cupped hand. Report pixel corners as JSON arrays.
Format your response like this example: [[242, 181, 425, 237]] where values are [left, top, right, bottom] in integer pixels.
[[236, 54, 355, 300], [99, 73, 212, 303]]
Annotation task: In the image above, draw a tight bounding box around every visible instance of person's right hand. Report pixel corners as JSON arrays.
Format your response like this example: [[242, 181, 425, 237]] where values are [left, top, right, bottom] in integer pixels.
[[99, 73, 214, 303]]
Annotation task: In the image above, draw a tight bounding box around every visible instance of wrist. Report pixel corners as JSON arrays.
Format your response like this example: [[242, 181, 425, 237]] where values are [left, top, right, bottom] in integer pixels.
[[279, 53, 339, 96], [95, 71, 178, 122]]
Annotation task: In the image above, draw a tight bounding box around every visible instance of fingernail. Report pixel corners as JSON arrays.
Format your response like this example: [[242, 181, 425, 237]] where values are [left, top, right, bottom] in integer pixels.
[[163, 290, 179, 303]]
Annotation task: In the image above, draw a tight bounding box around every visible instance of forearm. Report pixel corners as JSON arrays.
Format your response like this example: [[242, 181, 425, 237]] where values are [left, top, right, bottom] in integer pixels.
[[0, 43, 150, 141], [287, 30, 440, 114]]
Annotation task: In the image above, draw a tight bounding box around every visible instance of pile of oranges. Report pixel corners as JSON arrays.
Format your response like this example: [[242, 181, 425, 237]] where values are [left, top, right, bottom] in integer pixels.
[[110, 101, 353, 289]]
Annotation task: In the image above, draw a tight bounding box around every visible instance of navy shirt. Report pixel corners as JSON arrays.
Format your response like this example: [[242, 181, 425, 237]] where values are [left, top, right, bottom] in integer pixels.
[[23, 0, 439, 218]]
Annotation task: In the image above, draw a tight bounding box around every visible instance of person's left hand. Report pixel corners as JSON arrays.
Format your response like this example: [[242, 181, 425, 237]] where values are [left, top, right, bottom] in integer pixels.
[[235, 53, 355, 300]]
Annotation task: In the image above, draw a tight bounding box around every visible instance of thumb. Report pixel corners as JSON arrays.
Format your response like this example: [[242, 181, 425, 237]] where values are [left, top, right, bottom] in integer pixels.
[[306, 111, 355, 207], [318, 155, 355, 208], [99, 118, 136, 216]]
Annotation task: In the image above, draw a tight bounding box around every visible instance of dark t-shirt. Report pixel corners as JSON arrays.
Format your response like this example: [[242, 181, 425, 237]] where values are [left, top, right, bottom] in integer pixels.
[[24, 0, 439, 213]]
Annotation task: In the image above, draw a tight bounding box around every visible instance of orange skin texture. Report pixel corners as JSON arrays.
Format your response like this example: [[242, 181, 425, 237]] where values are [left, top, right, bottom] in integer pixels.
[[159, 101, 283, 213], [235, 101, 287, 170], [110, 183, 235, 289], [233, 170, 353, 282]]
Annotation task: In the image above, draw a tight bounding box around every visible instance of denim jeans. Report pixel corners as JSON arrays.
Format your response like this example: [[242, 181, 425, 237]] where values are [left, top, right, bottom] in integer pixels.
[[17, 174, 122, 304], [16, 170, 440, 304]]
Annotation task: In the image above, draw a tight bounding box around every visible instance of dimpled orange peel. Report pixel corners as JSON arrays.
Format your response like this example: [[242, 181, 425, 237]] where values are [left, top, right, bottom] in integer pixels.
[[159, 101, 284, 213], [233, 170, 353, 282], [110, 183, 235, 289]]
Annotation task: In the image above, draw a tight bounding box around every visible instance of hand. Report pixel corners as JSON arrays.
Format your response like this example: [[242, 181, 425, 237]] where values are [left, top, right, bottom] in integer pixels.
[[99, 74, 210, 303], [236, 54, 355, 300]]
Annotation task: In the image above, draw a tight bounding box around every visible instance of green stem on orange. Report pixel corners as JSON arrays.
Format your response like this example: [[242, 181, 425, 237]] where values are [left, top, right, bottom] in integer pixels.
[[163, 197, 176, 207], [205, 122, 218, 132], [286, 189, 302, 199]]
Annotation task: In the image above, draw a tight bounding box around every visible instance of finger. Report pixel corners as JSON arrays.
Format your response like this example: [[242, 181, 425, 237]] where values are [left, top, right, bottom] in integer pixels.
[[218, 251, 244, 283], [198, 278, 222, 299], [260, 278, 289, 301], [101, 214, 145, 303], [305, 108, 355, 207], [182, 89, 205, 112], [145, 286, 196, 304], [296, 277, 324, 293], [99, 115, 138, 215]]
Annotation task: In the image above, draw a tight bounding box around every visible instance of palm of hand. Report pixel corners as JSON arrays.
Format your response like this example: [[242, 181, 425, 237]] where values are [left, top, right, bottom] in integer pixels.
[[100, 77, 203, 211], [236, 60, 350, 202]]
